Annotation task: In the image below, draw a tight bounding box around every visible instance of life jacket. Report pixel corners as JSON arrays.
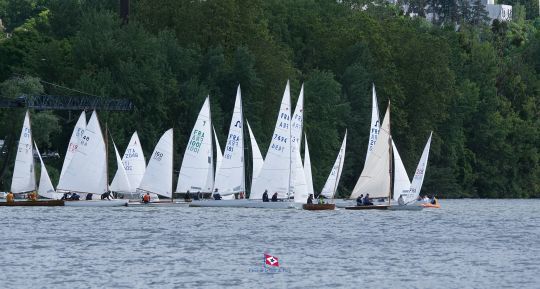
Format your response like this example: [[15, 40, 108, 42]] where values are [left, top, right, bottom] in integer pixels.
[[143, 194, 151, 202]]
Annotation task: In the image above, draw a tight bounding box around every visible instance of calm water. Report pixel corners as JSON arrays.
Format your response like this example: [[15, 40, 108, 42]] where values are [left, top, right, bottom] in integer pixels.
[[1, 199, 539, 288]]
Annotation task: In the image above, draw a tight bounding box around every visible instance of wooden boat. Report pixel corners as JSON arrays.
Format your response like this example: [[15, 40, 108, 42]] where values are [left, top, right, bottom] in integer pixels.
[[302, 203, 336, 210], [422, 202, 440, 208], [0, 200, 64, 206]]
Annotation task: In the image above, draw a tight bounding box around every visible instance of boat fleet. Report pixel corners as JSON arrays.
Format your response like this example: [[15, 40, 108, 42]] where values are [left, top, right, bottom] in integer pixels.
[[2, 81, 434, 210]]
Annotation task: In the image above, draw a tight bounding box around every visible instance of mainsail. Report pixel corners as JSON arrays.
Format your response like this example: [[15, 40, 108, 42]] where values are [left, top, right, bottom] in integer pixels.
[[291, 84, 308, 203], [60, 111, 86, 180], [110, 141, 131, 192], [138, 129, 173, 198], [351, 105, 391, 199], [303, 135, 314, 198], [176, 97, 214, 193], [321, 130, 347, 199], [57, 111, 107, 195], [11, 111, 36, 193], [365, 84, 380, 164], [214, 85, 245, 196], [246, 120, 264, 187], [121, 132, 146, 191], [405, 132, 433, 203], [250, 81, 292, 199], [35, 143, 61, 199]]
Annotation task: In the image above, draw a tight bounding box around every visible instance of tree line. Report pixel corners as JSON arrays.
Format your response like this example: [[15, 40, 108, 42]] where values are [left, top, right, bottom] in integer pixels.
[[0, 0, 539, 198]]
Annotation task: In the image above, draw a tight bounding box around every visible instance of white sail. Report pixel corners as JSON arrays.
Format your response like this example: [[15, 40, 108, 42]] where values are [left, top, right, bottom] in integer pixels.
[[121, 132, 146, 190], [57, 111, 107, 195], [321, 130, 347, 199], [60, 111, 86, 180], [214, 85, 245, 197], [350, 105, 391, 199], [303, 135, 314, 198], [110, 142, 132, 192], [247, 120, 264, 187], [213, 126, 223, 180], [405, 132, 433, 203], [292, 85, 308, 203], [11, 111, 36, 193], [138, 129, 173, 198], [392, 140, 410, 201], [366, 84, 380, 164], [250, 81, 292, 199], [35, 143, 61, 199], [176, 97, 214, 193]]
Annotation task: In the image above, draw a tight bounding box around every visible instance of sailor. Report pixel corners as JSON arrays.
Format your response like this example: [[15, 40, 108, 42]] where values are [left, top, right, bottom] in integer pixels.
[[213, 188, 222, 200], [271, 192, 278, 202], [142, 192, 151, 203], [27, 191, 37, 201], [318, 194, 325, 204], [101, 191, 112, 200], [61, 192, 70, 200], [86, 193, 93, 200], [307, 194, 313, 204], [363, 194, 373, 206], [262, 190, 269, 202], [70, 192, 80, 200], [398, 194, 405, 206], [431, 196, 438, 205], [185, 190, 191, 202], [356, 194, 363, 206], [6, 192, 14, 203]]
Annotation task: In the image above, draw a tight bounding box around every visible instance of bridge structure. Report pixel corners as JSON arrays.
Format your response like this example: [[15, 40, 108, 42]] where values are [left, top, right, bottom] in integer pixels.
[[0, 94, 134, 111]]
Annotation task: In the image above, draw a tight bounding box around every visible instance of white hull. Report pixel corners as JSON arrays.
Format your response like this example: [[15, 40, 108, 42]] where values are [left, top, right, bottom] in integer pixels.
[[63, 200, 128, 207], [127, 201, 190, 207], [189, 200, 300, 209], [387, 205, 423, 211]]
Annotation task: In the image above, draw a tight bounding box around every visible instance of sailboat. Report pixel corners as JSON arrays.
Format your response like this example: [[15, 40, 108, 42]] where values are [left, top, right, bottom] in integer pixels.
[[57, 110, 127, 207], [213, 85, 245, 199], [176, 97, 214, 196], [137, 129, 173, 198]]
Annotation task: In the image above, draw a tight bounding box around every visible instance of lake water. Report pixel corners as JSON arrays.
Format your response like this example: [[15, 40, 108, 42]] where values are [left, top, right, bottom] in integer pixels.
[[1, 199, 539, 288]]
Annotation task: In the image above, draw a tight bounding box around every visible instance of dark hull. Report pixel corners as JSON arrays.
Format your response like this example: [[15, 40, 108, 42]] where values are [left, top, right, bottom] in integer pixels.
[[302, 204, 336, 210], [0, 200, 64, 206]]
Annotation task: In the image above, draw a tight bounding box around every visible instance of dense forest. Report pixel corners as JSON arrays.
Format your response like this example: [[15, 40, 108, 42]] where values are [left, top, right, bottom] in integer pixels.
[[0, 0, 539, 198]]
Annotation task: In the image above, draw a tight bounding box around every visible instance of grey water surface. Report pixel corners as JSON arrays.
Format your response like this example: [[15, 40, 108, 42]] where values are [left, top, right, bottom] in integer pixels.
[[0, 199, 539, 288]]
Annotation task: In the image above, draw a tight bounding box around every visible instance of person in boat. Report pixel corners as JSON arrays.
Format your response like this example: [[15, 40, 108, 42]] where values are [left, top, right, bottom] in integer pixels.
[[185, 190, 191, 202], [363, 194, 373, 206], [271, 192, 278, 202], [422, 195, 430, 203], [262, 190, 270, 202], [213, 189, 222, 200], [6, 191, 14, 203], [398, 194, 405, 206], [142, 192, 151, 204], [27, 191, 37, 201], [70, 192, 80, 200], [101, 191, 112, 200], [431, 196, 438, 205], [61, 192, 71, 200], [318, 194, 325, 204], [356, 194, 364, 206], [307, 194, 313, 204], [86, 193, 93, 200]]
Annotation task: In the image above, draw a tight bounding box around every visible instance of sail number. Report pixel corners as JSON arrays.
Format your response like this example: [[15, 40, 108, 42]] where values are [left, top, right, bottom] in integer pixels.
[[188, 129, 205, 153], [80, 135, 90, 146], [153, 151, 163, 161], [124, 148, 138, 159]]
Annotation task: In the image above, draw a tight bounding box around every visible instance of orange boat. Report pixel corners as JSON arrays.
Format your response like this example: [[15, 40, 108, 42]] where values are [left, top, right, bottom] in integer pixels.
[[422, 199, 441, 208]]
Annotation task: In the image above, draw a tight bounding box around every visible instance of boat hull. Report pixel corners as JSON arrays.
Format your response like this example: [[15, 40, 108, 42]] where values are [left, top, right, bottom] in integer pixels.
[[422, 203, 440, 208], [387, 205, 423, 211], [0, 200, 64, 206], [189, 200, 300, 209], [63, 200, 128, 207], [128, 201, 189, 207], [345, 205, 390, 210], [302, 204, 336, 210]]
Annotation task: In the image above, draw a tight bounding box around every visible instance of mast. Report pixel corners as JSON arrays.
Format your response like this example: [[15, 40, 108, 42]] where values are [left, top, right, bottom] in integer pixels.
[[332, 133, 344, 200], [105, 121, 109, 193], [171, 128, 174, 202], [387, 102, 392, 206], [240, 87, 246, 199], [287, 88, 292, 202]]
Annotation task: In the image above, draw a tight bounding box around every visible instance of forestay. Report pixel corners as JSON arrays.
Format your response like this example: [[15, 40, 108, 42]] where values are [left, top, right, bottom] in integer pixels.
[[138, 129, 173, 198], [214, 85, 245, 197], [350, 105, 391, 199], [57, 111, 107, 195], [11, 111, 36, 193], [303, 135, 314, 198], [250, 81, 292, 199], [321, 131, 347, 199], [176, 97, 214, 193]]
